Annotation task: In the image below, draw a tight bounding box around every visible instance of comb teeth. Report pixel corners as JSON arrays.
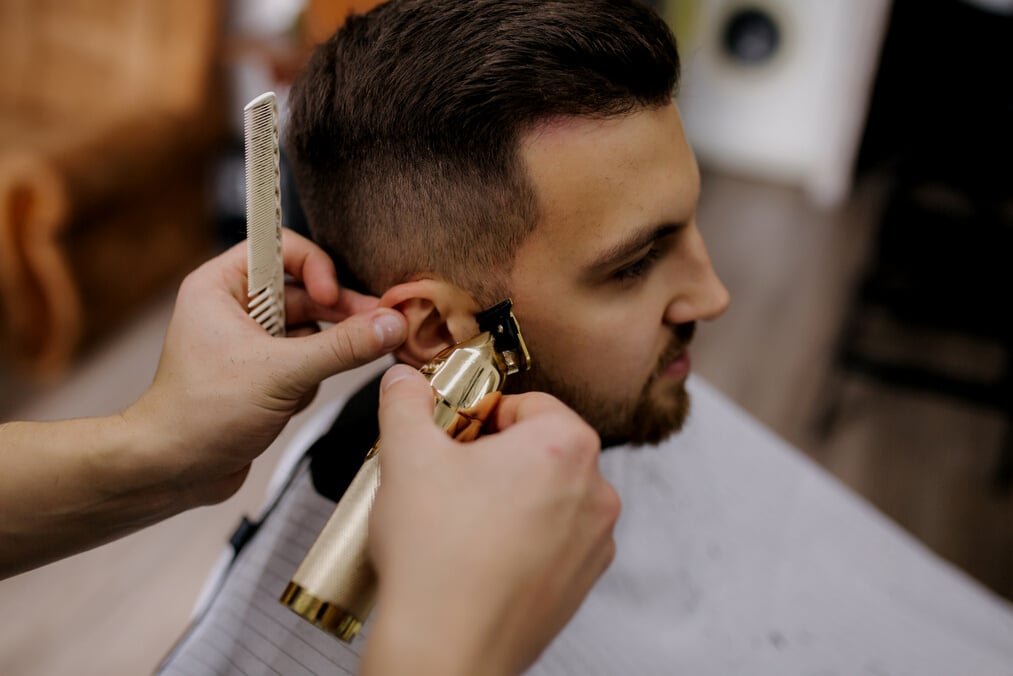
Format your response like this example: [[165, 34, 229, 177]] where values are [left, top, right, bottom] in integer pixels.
[[244, 91, 285, 337]]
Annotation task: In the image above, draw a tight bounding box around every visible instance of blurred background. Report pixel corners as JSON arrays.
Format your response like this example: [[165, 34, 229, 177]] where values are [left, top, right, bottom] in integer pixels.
[[1, 0, 1010, 673]]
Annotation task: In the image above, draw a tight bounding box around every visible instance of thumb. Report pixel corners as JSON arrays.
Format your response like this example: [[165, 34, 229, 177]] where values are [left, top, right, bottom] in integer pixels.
[[377, 364, 441, 459], [287, 309, 407, 389]]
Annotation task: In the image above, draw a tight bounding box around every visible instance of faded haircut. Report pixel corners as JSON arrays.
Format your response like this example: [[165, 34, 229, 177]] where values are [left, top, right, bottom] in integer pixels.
[[286, 0, 680, 305]]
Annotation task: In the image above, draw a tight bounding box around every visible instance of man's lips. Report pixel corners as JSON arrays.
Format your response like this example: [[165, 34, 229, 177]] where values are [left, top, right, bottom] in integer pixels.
[[661, 348, 691, 379]]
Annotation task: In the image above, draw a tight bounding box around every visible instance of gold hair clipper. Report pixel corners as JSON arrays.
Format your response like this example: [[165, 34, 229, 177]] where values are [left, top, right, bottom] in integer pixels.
[[280, 299, 531, 641]]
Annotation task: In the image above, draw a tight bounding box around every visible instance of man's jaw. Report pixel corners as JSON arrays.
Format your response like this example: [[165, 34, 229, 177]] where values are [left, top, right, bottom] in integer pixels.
[[504, 321, 698, 449], [606, 321, 697, 447]]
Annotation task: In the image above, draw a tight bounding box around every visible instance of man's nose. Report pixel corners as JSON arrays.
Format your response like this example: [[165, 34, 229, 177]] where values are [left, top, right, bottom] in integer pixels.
[[695, 264, 731, 321], [664, 228, 731, 325]]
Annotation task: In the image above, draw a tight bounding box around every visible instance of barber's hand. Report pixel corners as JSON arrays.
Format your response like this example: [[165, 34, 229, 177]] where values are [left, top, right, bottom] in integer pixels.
[[363, 366, 620, 676], [124, 229, 407, 506]]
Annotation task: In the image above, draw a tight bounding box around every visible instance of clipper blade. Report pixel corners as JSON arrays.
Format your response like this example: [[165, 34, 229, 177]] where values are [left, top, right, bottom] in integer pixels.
[[244, 91, 285, 337]]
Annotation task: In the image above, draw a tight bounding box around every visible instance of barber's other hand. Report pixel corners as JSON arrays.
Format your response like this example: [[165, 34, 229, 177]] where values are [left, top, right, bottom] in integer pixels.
[[363, 366, 620, 676], [124, 229, 406, 506]]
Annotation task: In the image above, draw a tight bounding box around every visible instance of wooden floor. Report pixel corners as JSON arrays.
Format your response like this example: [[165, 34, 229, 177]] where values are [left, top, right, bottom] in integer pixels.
[[0, 169, 1009, 674]]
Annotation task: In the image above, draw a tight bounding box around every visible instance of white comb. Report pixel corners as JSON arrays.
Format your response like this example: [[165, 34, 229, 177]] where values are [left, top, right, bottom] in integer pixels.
[[244, 91, 286, 337]]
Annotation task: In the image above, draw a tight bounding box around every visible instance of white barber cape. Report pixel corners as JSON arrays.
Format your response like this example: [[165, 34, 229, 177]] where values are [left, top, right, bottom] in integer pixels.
[[158, 377, 1013, 675]]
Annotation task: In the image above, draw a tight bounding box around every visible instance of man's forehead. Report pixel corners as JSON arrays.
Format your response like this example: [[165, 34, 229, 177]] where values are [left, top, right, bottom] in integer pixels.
[[517, 104, 699, 265], [521, 114, 617, 152]]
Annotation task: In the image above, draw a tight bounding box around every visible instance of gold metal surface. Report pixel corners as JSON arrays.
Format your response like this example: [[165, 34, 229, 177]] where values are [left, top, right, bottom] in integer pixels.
[[280, 582, 363, 641], [281, 305, 531, 641], [282, 452, 379, 640]]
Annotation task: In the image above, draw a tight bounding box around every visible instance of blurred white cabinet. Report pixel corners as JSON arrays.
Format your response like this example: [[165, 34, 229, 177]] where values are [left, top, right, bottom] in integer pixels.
[[659, 0, 892, 208]]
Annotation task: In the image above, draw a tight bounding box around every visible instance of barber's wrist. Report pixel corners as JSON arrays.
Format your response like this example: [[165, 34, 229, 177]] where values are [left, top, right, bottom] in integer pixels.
[[117, 396, 183, 481], [120, 391, 258, 509], [363, 608, 485, 676], [363, 590, 513, 676], [114, 396, 226, 516], [84, 412, 187, 512]]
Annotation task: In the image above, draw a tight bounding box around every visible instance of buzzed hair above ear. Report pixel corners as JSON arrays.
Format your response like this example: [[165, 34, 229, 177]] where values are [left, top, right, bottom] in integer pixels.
[[285, 0, 680, 306]]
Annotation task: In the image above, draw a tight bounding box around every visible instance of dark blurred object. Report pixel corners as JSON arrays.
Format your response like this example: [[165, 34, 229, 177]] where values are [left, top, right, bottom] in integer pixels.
[[822, 0, 1013, 487], [214, 0, 386, 249], [721, 7, 782, 65], [0, 0, 227, 377]]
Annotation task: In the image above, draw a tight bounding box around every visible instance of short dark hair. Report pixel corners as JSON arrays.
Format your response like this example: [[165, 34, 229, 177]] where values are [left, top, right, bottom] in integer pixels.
[[286, 0, 680, 304]]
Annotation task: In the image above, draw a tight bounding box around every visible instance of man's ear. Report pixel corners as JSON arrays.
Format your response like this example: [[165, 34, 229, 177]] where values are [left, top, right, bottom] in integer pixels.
[[379, 279, 481, 368]]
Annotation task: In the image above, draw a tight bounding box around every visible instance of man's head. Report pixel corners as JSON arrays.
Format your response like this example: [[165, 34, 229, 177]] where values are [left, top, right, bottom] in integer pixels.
[[287, 0, 729, 446]]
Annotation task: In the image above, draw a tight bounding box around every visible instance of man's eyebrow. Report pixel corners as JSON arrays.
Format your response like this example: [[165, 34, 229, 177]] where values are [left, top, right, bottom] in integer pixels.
[[585, 223, 680, 274]]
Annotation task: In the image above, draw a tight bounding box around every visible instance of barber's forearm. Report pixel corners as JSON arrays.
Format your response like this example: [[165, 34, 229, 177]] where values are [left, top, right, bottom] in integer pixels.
[[0, 417, 184, 579], [361, 596, 512, 676]]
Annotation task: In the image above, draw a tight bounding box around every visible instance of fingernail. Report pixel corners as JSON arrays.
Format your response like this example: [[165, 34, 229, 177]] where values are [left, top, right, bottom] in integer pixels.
[[372, 311, 406, 350], [381, 364, 416, 392]]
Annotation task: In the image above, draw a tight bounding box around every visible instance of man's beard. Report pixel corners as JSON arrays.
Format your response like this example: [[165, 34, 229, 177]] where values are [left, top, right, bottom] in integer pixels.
[[506, 323, 695, 448]]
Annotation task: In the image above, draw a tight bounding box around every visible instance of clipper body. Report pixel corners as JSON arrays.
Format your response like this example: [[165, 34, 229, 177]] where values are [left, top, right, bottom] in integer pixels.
[[281, 301, 530, 641]]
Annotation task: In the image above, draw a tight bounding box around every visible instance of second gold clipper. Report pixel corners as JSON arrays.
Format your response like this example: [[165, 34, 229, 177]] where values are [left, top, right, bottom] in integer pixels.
[[280, 299, 532, 641]]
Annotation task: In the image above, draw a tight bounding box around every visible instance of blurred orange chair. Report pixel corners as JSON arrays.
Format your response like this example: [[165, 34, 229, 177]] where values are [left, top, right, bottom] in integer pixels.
[[0, 0, 227, 376]]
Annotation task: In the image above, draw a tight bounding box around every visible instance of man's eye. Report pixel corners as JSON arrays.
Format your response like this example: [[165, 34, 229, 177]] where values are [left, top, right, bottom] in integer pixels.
[[614, 245, 662, 282]]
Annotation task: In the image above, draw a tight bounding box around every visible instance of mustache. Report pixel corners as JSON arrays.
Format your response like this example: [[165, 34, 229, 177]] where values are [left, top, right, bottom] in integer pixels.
[[675, 321, 696, 346], [653, 322, 696, 374]]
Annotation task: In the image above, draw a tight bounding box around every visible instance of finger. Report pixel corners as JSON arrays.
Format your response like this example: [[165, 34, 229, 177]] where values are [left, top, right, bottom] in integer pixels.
[[587, 486, 622, 575], [285, 285, 347, 325], [285, 309, 407, 389], [280, 229, 340, 306], [198, 233, 319, 309], [293, 384, 319, 415], [284, 285, 382, 325], [279, 230, 382, 315], [285, 322, 320, 339], [377, 365, 442, 454], [332, 287, 381, 316], [183, 240, 249, 305], [211, 238, 249, 276], [573, 531, 617, 610], [488, 391, 578, 432]]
